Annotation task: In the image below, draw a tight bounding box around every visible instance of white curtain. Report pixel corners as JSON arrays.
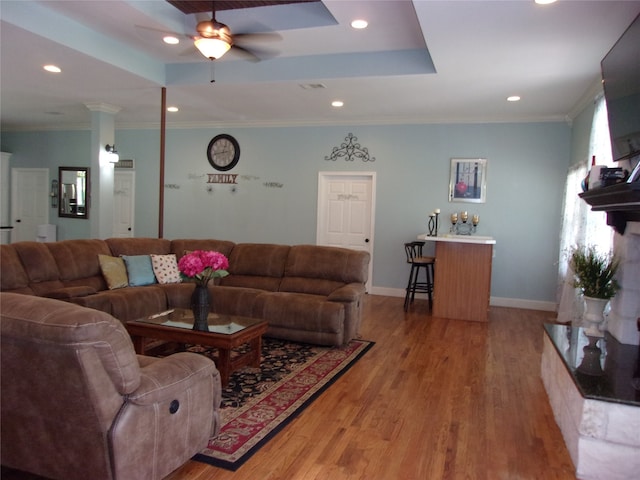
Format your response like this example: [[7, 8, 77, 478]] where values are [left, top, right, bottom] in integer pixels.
[[556, 95, 614, 324]]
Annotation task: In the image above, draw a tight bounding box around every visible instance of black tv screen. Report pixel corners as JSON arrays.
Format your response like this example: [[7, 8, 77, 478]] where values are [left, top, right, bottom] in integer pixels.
[[601, 14, 640, 165]]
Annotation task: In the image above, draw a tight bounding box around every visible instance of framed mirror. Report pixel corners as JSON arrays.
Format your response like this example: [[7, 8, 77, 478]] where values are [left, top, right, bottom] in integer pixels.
[[59, 167, 90, 218]]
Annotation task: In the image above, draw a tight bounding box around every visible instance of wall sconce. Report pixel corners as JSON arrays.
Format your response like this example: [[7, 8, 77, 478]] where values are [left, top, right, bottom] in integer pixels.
[[105, 144, 119, 163], [50, 179, 58, 208], [450, 211, 479, 235]]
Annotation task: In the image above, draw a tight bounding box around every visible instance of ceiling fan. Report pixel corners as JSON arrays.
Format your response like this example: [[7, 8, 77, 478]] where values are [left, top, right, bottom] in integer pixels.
[[172, 0, 282, 62]]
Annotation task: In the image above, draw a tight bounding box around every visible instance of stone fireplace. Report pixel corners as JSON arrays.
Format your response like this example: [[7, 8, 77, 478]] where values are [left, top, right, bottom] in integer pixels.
[[543, 188, 640, 479], [608, 221, 640, 346]]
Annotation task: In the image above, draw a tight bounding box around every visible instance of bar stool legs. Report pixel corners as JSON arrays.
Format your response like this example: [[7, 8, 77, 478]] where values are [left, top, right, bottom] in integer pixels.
[[404, 241, 435, 312]]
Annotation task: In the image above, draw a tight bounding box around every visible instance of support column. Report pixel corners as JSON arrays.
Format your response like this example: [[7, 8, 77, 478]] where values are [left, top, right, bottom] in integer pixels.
[[85, 102, 120, 239]]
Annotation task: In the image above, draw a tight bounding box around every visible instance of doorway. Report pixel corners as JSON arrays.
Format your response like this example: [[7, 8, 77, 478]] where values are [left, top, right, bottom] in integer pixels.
[[113, 170, 135, 237], [10, 168, 49, 242], [317, 172, 376, 291]]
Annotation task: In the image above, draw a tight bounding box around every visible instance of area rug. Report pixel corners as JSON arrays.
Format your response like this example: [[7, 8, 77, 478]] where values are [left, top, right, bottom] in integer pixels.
[[188, 337, 374, 471]]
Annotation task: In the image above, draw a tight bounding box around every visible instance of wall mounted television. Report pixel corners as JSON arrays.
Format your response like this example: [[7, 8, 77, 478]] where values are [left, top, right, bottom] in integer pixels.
[[601, 13, 640, 172]]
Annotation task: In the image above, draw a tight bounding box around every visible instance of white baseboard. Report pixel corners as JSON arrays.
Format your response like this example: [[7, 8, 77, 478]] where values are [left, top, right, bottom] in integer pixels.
[[367, 287, 557, 312], [490, 296, 557, 312]]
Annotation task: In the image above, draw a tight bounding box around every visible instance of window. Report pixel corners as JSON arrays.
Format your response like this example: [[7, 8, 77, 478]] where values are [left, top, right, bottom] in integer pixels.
[[556, 95, 614, 323]]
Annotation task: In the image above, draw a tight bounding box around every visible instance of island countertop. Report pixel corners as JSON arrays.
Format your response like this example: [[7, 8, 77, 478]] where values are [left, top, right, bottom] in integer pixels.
[[417, 233, 496, 245], [416, 233, 495, 322]]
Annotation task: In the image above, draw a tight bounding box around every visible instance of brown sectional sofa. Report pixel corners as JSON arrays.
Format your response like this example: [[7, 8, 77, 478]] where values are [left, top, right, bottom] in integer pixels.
[[1, 238, 370, 346]]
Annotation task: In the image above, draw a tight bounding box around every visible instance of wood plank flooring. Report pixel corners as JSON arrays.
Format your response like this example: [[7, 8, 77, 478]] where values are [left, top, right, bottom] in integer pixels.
[[2, 295, 577, 480]]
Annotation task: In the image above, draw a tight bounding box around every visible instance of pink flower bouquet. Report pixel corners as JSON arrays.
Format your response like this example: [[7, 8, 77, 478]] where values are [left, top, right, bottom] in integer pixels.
[[178, 250, 229, 286]]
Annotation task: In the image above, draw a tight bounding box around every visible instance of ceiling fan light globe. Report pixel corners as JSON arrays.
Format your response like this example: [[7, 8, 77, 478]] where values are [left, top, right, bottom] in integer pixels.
[[195, 37, 231, 59]]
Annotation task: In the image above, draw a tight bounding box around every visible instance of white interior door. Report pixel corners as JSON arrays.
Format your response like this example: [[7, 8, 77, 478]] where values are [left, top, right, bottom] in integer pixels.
[[317, 172, 376, 290], [11, 168, 49, 242], [1, 153, 12, 244], [113, 170, 135, 237]]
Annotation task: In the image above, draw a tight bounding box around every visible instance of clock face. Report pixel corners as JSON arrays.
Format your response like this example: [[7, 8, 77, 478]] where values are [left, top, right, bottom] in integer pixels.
[[207, 134, 240, 171]]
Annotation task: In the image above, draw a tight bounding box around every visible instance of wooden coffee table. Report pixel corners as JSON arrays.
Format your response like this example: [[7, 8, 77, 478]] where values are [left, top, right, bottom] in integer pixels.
[[126, 309, 268, 386]]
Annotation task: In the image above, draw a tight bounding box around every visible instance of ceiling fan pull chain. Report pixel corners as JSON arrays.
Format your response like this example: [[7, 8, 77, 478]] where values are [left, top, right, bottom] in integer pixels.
[[210, 60, 216, 83]]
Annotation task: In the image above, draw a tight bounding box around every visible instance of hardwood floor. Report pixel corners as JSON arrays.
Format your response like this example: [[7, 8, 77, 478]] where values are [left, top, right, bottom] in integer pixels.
[[2, 295, 577, 480], [165, 295, 575, 480]]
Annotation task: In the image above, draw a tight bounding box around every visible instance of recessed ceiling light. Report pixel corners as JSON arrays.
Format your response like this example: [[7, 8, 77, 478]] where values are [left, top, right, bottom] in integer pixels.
[[163, 36, 180, 45], [535, 0, 557, 4], [167, 106, 179, 113], [507, 95, 521, 102], [43, 65, 61, 73], [331, 100, 344, 108], [351, 19, 368, 29]]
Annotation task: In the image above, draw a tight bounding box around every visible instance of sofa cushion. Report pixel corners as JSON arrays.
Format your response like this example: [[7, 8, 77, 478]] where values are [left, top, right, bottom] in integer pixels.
[[46, 240, 111, 293], [150, 254, 181, 284], [106, 237, 171, 257], [122, 255, 156, 287], [254, 292, 344, 334], [106, 286, 168, 321], [44, 286, 97, 300], [98, 254, 129, 290], [13, 242, 64, 296], [0, 245, 33, 294], [221, 243, 289, 291], [280, 245, 370, 295]]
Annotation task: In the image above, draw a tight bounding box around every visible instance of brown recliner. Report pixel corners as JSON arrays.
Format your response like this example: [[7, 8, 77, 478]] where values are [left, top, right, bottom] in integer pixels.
[[0, 293, 221, 480]]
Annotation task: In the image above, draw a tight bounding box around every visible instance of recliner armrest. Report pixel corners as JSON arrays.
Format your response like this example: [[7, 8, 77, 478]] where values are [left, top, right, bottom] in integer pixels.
[[129, 352, 220, 406], [327, 283, 366, 303]]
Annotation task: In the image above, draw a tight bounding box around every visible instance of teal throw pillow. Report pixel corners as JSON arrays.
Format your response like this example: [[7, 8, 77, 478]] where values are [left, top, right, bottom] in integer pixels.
[[122, 255, 157, 286]]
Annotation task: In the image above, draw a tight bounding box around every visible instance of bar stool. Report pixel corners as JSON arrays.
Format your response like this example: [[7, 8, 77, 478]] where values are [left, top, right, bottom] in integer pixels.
[[404, 241, 435, 311]]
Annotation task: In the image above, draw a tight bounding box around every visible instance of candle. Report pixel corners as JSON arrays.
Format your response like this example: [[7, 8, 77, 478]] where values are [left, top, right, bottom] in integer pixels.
[[461, 211, 468, 222], [429, 213, 435, 217], [472, 214, 479, 226], [434, 208, 441, 214], [451, 213, 458, 224]]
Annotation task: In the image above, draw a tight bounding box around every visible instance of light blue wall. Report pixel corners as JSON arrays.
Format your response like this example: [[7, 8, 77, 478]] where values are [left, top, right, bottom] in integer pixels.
[[1, 121, 571, 305], [1, 130, 92, 240]]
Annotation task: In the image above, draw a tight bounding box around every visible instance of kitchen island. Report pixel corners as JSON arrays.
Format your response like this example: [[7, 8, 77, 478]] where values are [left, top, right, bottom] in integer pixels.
[[418, 234, 496, 322]]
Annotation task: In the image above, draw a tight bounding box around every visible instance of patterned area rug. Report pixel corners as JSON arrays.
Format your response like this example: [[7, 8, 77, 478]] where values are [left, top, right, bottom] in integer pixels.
[[187, 337, 374, 471]]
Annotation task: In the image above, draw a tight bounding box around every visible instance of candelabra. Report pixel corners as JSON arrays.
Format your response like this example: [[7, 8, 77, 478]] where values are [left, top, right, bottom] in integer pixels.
[[427, 209, 441, 236], [450, 211, 479, 235]]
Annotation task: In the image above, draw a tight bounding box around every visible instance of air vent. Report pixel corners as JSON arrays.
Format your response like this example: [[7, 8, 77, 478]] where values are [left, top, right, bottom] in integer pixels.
[[114, 159, 135, 169], [299, 83, 326, 90]]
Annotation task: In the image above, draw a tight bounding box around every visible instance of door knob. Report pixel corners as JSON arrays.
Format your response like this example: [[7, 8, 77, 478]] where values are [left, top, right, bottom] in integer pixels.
[[15, 219, 21, 223], [365, 238, 370, 243]]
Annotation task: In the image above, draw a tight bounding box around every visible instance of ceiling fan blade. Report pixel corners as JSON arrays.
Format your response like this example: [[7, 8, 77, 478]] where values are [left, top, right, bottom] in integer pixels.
[[233, 31, 283, 43], [135, 24, 191, 40], [230, 44, 279, 62], [229, 44, 261, 62]]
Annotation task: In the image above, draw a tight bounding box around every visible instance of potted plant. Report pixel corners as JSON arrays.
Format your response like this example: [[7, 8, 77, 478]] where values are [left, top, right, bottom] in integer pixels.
[[569, 245, 620, 333]]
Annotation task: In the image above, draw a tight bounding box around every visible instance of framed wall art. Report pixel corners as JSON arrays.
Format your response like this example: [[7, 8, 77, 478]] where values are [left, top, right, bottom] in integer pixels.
[[448, 158, 487, 203]]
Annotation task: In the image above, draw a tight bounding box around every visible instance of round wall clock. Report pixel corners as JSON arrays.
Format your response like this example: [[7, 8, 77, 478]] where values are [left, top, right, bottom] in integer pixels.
[[207, 134, 240, 171]]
